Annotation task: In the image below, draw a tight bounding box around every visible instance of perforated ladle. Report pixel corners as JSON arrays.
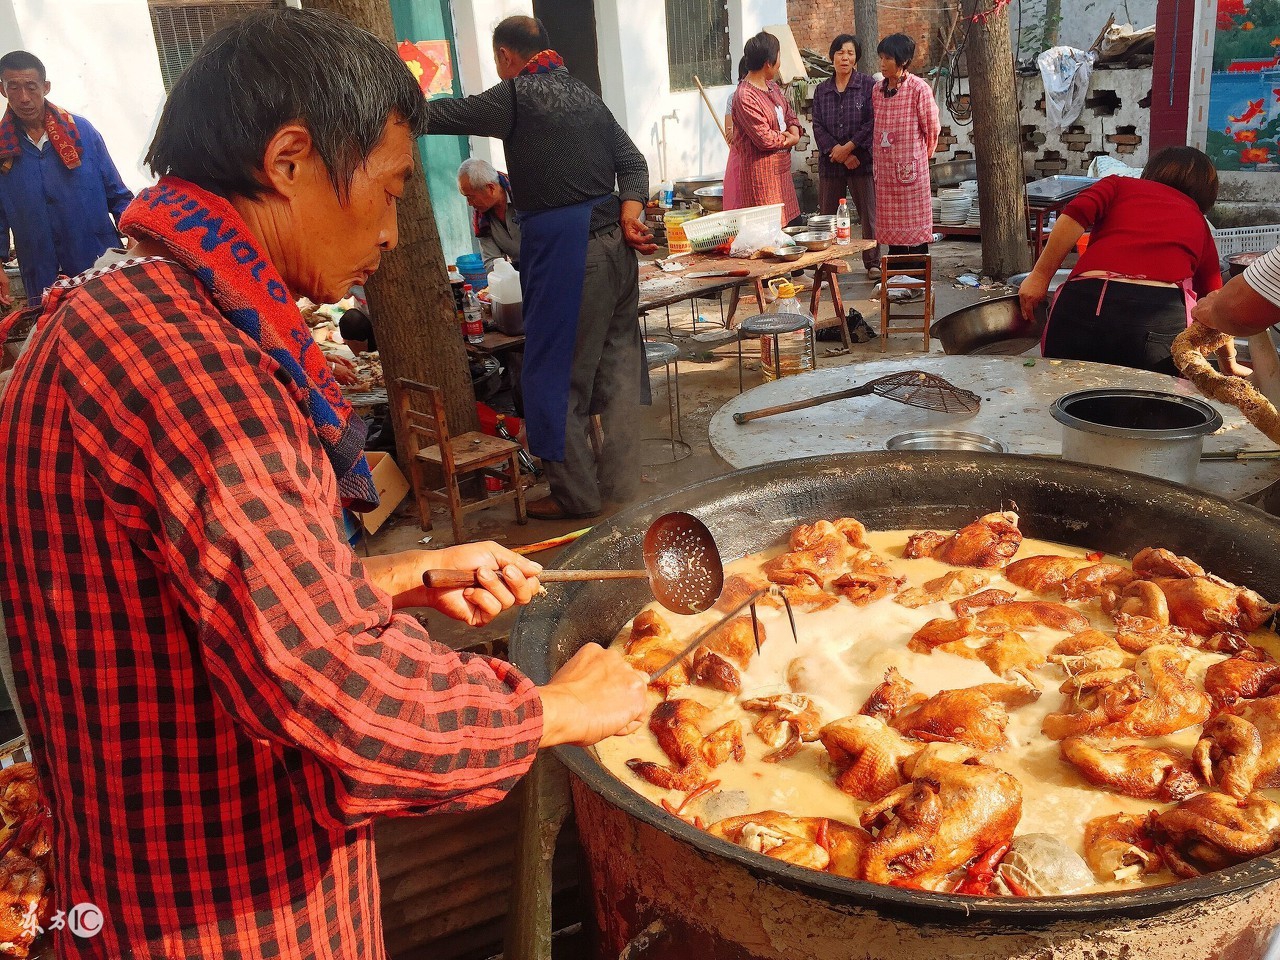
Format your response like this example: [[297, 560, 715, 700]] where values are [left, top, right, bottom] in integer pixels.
[[422, 511, 725, 616]]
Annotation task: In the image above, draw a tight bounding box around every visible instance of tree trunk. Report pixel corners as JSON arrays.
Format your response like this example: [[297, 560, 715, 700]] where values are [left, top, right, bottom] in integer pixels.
[[853, 0, 879, 76], [306, 0, 479, 470], [966, 4, 1032, 278]]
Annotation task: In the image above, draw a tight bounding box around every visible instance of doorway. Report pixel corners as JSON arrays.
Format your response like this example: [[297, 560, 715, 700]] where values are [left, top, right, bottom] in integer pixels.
[[532, 0, 602, 97]]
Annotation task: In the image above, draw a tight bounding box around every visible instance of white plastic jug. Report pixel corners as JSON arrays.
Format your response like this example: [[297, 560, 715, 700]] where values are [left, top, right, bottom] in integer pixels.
[[488, 259, 524, 335]]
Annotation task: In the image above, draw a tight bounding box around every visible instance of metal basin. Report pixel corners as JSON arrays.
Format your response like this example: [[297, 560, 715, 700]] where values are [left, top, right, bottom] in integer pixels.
[[674, 174, 722, 200], [790, 231, 832, 251], [887, 430, 1005, 453], [1052, 388, 1223, 486], [931, 295, 1047, 356], [930, 158, 978, 189], [510, 453, 1280, 959], [693, 184, 723, 212]]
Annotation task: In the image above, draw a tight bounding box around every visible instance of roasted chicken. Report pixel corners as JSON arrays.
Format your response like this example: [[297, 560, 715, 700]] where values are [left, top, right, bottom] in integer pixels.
[[859, 745, 1023, 889], [0, 853, 50, 959], [622, 609, 690, 695], [820, 715, 917, 801], [627, 698, 744, 791], [859, 667, 925, 722], [1194, 696, 1280, 799], [1203, 647, 1280, 709], [1059, 736, 1199, 802], [903, 511, 1023, 569], [708, 810, 871, 878], [1048, 630, 1130, 676], [1082, 813, 1161, 882], [742, 694, 822, 762], [691, 616, 763, 693], [894, 570, 991, 609], [890, 682, 1040, 752], [832, 571, 904, 607], [1150, 791, 1280, 878], [1002, 554, 1134, 600]]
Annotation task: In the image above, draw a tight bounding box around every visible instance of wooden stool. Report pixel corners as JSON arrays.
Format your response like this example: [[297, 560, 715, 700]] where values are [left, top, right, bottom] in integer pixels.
[[809, 259, 853, 350], [878, 253, 934, 353], [395, 378, 527, 544]]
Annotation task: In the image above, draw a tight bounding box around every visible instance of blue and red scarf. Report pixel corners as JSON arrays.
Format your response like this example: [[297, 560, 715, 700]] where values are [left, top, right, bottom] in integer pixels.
[[0, 102, 82, 173], [119, 177, 377, 510], [519, 50, 565, 76], [472, 170, 512, 238]]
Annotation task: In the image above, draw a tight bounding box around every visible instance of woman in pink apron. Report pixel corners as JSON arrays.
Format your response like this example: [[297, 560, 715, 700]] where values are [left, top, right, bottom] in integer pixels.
[[1019, 146, 1245, 377], [870, 33, 940, 270]]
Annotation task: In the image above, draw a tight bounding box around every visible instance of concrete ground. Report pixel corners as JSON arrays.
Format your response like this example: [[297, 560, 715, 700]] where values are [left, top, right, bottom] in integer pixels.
[[368, 237, 1026, 652]]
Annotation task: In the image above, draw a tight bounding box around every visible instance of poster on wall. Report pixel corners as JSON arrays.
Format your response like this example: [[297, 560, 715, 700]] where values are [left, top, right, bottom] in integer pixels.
[[398, 40, 455, 100], [1205, 0, 1280, 170]]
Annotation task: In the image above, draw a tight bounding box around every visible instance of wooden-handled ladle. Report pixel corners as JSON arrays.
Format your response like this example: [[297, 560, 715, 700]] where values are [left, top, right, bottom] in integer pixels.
[[422, 511, 726, 616]]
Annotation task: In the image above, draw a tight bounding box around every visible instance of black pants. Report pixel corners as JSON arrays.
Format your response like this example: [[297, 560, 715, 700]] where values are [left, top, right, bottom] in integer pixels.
[[885, 243, 928, 274], [1042, 278, 1187, 377]]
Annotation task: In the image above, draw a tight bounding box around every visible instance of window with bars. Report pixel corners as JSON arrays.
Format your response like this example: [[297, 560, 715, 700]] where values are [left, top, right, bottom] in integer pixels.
[[148, 0, 284, 91], [664, 0, 730, 92]]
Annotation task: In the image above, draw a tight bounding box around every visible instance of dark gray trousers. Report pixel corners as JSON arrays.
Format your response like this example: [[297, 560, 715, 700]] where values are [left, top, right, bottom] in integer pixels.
[[541, 225, 644, 514]]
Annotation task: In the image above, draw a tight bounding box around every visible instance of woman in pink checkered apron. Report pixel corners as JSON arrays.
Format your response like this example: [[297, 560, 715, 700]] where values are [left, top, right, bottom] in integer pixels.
[[871, 33, 940, 273]]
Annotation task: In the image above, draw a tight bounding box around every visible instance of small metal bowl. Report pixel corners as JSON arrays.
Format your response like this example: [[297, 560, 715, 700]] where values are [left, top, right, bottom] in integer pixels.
[[782, 226, 809, 238], [790, 231, 833, 252], [771, 245, 806, 262], [808, 215, 837, 231], [886, 430, 1006, 453]]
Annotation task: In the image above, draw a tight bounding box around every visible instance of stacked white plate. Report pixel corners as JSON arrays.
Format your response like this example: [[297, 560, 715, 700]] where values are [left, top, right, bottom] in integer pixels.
[[937, 188, 971, 225], [960, 179, 979, 201], [931, 196, 943, 221]]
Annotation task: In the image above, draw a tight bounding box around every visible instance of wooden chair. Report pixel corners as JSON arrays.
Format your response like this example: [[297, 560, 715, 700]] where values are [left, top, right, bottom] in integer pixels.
[[878, 253, 934, 353], [395, 378, 527, 544]]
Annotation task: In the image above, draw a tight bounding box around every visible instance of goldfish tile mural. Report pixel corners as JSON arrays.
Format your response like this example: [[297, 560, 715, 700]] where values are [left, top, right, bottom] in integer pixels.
[[1206, 0, 1280, 170]]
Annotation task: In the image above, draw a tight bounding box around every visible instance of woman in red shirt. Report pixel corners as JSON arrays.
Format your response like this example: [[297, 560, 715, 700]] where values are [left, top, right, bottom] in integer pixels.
[[723, 31, 802, 226], [1019, 147, 1242, 377]]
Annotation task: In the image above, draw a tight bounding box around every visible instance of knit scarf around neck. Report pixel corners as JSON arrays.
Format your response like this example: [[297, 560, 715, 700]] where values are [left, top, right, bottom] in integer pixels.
[[119, 177, 377, 510], [0, 102, 81, 171]]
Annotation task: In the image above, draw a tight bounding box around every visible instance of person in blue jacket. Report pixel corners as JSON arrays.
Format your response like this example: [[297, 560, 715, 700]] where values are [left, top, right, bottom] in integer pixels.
[[0, 50, 133, 306]]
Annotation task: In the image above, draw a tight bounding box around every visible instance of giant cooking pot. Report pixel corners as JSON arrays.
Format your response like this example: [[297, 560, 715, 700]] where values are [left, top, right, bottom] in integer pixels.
[[510, 453, 1280, 960]]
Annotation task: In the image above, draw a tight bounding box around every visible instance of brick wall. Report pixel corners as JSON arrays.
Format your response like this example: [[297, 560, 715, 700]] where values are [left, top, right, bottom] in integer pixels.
[[787, 0, 948, 70]]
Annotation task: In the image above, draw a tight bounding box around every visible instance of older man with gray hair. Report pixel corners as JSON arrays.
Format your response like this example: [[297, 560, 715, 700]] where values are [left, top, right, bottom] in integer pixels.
[[459, 156, 520, 271]]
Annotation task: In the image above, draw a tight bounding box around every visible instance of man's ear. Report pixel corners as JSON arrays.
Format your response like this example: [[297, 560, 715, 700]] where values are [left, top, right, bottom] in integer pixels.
[[41, 81, 50, 97], [260, 123, 316, 198]]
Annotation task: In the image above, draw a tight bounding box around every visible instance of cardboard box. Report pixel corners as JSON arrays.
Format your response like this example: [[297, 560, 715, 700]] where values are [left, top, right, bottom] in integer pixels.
[[360, 451, 411, 534]]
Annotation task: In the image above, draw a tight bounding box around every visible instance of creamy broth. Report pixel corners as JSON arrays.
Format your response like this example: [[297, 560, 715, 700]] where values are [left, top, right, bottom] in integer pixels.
[[596, 530, 1280, 895]]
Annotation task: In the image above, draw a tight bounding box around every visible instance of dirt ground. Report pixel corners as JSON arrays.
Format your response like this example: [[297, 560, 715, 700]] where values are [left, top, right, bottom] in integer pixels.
[[367, 237, 1029, 652]]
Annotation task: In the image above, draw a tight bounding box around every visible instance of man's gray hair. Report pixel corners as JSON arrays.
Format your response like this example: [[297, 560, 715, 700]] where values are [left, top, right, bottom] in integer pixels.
[[458, 157, 500, 189]]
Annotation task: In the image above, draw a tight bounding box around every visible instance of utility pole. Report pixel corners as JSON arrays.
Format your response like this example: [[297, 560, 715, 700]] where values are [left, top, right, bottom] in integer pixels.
[[305, 0, 479, 467], [853, 0, 879, 75], [965, 0, 1033, 278]]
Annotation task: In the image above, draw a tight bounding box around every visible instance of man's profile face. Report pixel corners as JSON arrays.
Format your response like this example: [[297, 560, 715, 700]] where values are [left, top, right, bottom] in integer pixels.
[[1, 69, 50, 126], [458, 176, 501, 214]]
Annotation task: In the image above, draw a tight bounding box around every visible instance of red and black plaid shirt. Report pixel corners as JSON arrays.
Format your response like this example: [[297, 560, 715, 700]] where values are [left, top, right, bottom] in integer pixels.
[[0, 259, 543, 958]]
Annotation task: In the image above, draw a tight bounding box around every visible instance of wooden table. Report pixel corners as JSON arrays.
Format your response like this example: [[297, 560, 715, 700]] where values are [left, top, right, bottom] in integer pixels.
[[710, 354, 1280, 501], [465, 330, 525, 355], [638, 240, 875, 342]]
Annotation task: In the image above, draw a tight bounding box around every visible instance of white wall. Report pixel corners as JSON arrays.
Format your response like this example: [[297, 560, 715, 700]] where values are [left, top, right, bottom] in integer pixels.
[[1014, 0, 1159, 57], [454, 0, 788, 193], [0, 0, 166, 191]]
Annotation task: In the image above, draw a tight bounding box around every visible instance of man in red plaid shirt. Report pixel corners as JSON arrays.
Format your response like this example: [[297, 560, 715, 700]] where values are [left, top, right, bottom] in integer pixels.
[[0, 9, 646, 958]]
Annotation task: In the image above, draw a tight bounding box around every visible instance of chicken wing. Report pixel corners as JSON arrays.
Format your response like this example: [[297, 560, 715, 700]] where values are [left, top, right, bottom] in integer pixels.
[[1061, 563, 1136, 601], [1150, 791, 1280, 878], [742, 694, 822, 762], [1204, 647, 1280, 709], [903, 512, 1023, 569], [1059, 736, 1199, 802], [627, 698, 744, 791], [859, 745, 1023, 888], [1194, 696, 1280, 799], [1082, 813, 1161, 882], [0, 767, 40, 829], [1042, 645, 1211, 740], [820, 715, 918, 801]]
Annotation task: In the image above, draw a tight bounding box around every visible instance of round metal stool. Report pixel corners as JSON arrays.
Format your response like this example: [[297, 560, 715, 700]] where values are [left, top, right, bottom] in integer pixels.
[[736, 312, 817, 392], [641, 340, 690, 465]]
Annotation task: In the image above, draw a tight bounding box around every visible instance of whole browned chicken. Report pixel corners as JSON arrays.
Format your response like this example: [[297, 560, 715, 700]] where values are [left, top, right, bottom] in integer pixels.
[[627, 698, 744, 791], [1042, 645, 1211, 740], [708, 810, 871, 878], [1194, 696, 1280, 799], [1003, 555, 1094, 592], [691, 616, 763, 693], [1150, 575, 1276, 637], [742, 694, 822, 762], [903, 512, 1023, 569], [820, 715, 919, 801], [1150, 791, 1280, 878], [1204, 647, 1280, 709], [0, 852, 50, 959], [622, 610, 690, 696], [1059, 736, 1199, 802], [859, 745, 1023, 888], [890, 682, 1040, 752], [1082, 813, 1161, 882]]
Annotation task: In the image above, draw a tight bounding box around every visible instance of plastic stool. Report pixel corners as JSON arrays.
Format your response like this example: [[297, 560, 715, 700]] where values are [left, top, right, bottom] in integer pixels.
[[736, 312, 817, 392], [641, 340, 690, 465]]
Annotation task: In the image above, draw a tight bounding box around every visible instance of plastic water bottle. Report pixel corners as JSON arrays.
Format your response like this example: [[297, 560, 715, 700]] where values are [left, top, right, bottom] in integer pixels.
[[836, 198, 851, 242], [660, 180, 674, 208], [462, 284, 484, 345]]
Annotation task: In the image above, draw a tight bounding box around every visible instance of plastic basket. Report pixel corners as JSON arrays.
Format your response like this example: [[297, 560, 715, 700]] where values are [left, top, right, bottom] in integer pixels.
[[682, 204, 784, 253], [1211, 224, 1280, 258]]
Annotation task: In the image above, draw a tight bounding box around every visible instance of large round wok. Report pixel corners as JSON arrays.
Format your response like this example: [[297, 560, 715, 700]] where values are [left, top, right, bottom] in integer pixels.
[[510, 453, 1280, 944]]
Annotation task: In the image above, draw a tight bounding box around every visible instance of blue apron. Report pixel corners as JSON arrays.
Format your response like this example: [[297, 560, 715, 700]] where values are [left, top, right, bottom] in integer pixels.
[[517, 195, 614, 462]]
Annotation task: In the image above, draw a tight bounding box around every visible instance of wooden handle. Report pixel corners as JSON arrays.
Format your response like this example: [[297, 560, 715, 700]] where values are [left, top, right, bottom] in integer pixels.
[[733, 385, 874, 424], [424, 568, 649, 589], [694, 75, 732, 146]]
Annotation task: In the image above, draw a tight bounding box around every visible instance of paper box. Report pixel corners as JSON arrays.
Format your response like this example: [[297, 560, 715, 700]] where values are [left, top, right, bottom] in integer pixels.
[[360, 451, 410, 534]]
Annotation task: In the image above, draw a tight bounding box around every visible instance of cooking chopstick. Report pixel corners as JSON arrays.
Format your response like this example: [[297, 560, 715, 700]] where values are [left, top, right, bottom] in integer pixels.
[[1200, 449, 1280, 461]]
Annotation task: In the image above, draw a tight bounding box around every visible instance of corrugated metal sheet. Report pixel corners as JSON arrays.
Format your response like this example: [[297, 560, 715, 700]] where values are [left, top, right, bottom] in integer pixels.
[[147, 0, 284, 91]]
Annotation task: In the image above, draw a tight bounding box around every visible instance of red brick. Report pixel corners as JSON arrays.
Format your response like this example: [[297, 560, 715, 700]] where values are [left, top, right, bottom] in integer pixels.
[[787, 0, 947, 70]]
